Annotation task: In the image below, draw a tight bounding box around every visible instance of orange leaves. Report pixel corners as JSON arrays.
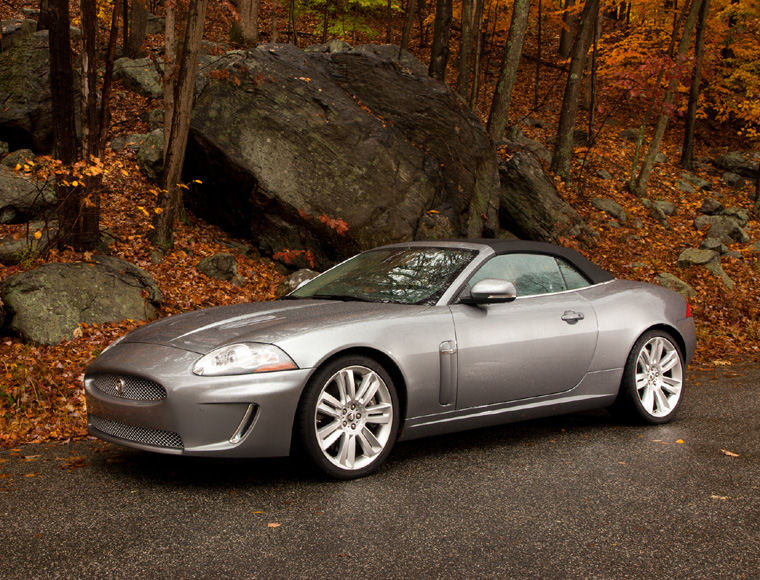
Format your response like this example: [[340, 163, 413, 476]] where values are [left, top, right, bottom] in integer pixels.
[[317, 214, 349, 235], [273, 249, 316, 269]]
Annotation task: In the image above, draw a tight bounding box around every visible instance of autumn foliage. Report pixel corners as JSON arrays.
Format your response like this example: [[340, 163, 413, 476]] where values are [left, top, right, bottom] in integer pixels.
[[0, 0, 759, 448]]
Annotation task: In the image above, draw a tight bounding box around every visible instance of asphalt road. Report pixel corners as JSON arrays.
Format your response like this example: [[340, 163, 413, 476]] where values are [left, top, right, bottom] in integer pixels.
[[1, 364, 758, 579]]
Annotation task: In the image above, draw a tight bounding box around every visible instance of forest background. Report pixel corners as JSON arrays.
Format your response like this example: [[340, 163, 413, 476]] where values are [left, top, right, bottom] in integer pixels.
[[0, 0, 758, 445]]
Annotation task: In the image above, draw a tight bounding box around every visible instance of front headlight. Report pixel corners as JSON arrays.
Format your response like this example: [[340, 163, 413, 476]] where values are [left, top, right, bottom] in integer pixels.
[[192, 343, 298, 376]]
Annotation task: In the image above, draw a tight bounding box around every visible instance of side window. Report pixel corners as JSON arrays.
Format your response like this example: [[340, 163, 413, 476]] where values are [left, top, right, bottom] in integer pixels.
[[468, 253, 567, 297], [557, 258, 590, 290]]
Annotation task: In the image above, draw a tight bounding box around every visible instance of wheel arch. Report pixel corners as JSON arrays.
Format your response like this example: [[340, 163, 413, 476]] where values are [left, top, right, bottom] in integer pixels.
[[293, 346, 409, 438], [640, 323, 687, 359]]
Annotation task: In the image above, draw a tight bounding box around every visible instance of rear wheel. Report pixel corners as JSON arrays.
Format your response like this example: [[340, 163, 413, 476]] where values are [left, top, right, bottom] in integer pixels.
[[612, 330, 684, 424], [297, 356, 399, 479]]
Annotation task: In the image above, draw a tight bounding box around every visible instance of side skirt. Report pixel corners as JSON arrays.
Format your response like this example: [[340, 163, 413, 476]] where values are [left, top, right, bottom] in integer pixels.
[[398, 369, 622, 442]]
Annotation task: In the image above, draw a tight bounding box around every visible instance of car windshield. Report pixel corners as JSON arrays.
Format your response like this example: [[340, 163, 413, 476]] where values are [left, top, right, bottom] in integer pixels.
[[289, 247, 478, 305]]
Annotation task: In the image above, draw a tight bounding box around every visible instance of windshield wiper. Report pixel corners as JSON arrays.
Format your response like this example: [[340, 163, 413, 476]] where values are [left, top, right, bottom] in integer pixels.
[[311, 293, 378, 303]]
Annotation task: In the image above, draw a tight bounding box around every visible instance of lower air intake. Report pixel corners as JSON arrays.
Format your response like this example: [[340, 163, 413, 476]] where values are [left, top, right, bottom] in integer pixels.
[[91, 415, 183, 450]]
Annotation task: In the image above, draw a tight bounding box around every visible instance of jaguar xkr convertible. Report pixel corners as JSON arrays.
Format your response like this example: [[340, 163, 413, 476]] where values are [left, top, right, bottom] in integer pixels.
[[85, 240, 696, 478]]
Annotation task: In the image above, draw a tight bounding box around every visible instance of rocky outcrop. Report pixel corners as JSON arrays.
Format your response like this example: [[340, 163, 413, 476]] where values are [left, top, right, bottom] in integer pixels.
[[0, 256, 163, 344], [277, 268, 320, 297], [197, 253, 245, 285], [0, 31, 68, 152], [0, 166, 56, 223], [677, 248, 734, 289], [183, 43, 500, 269], [113, 57, 163, 98], [713, 151, 759, 178], [592, 197, 628, 223], [694, 207, 750, 245], [657, 272, 696, 299], [498, 152, 594, 245]]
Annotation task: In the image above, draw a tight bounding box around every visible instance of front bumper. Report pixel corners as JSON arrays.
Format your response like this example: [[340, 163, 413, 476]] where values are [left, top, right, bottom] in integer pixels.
[[85, 342, 311, 457]]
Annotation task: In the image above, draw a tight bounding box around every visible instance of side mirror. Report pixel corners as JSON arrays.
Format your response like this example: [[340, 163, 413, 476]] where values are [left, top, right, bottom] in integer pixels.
[[460, 279, 517, 304]]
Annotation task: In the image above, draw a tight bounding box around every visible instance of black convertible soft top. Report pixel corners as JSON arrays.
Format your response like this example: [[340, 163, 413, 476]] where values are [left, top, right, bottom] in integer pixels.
[[470, 239, 615, 285]]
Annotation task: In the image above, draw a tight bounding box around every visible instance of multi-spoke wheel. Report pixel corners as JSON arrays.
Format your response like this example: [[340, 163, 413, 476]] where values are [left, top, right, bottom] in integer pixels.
[[297, 356, 400, 479], [612, 330, 684, 424]]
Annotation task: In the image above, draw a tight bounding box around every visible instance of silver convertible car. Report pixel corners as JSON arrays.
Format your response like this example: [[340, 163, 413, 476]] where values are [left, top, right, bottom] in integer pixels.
[[85, 240, 695, 478]]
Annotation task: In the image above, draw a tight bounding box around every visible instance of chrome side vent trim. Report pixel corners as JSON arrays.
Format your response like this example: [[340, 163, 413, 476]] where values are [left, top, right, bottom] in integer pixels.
[[229, 404, 258, 444]]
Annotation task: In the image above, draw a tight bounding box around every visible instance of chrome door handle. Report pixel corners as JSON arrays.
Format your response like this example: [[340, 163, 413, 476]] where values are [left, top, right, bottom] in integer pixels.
[[561, 310, 585, 324]]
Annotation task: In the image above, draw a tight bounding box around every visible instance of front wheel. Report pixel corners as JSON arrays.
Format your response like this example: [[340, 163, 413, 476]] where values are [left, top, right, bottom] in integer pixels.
[[612, 330, 685, 424], [297, 356, 400, 479]]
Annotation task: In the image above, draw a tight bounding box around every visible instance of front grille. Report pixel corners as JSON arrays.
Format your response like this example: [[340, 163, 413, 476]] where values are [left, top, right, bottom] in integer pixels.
[[90, 415, 183, 450], [91, 374, 166, 401]]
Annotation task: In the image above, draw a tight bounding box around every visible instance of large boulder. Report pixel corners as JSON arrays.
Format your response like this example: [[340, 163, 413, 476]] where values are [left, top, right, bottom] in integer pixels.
[[713, 151, 759, 178], [183, 43, 499, 268], [0, 166, 56, 223], [113, 57, 163, 98], [0, 255, 163, 344], [498, 152, 594, 245], [0, 31, 79, 152]]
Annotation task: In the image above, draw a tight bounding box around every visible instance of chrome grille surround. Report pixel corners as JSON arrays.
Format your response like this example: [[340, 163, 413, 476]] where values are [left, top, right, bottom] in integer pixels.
[[90, 415, 183, 450], [91, 374, 167, 401]]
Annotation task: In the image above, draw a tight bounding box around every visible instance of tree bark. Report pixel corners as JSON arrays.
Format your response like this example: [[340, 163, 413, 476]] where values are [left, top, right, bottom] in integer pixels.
[[153, 0, 209, 250], [428, 0, 452, 81], [38, 0, 53, 31], [633, 0, 702, 197], [386, 0, 393, 43], [80, 0, 98, 159], [163, 5, 176, 159], [98, 0, 122, 154], [126, 0, 147, 57], [238, 0, 259, 45], [680, 0, 709, 169], [48, 0, 77, 164], [550, 0, 599, 180], [486, 0, 531, 141], [534, 0, 542, 108], [468, 0, 485, 109], [400, 0, 418, 56], [558, 0, 576, 58], [456, 0, 476, 99]]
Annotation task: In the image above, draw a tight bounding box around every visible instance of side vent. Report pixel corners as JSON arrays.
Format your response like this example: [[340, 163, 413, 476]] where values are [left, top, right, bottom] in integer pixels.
[[438, 341, 458, 406]]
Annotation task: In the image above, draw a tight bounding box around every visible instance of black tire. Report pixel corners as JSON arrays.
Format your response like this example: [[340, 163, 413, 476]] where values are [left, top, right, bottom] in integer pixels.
[[296, 355, 400, 479], [611, 330, 685, 424]]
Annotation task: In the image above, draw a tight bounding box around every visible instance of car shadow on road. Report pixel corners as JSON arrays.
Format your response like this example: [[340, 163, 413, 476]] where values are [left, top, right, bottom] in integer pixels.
[[87, 408, 627, 487]]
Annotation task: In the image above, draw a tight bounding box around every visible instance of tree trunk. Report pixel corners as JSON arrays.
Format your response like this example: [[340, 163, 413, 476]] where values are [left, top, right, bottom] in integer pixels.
[[289, 0, 298, 46], [322, 0, 331, 43], [429, 0, 452, 81], [48, 0, 77, 164], [98, 0, 122, 154], [633, 0, 702, 197], [153, 0, 209, 250], [558, 0, 576, 58], [456, 0, 476, 99], [534, 0, 542, 108], [680, 0, 709, 169], [417, 0, 428, 48], [122, 0, 130, 54], [38, 0, 53, 31], [126, 0, 147, 57], [486, 0, 531, 141], [386, 0, 393, 43], [80, 0, 98, 159], [163, 5, 176, 159], [550, 0, 599, 180], [468, 0, 485, 109], [238, 0, 259, 45], [587, 10, 600, 136], [400, 0, 418, 55]]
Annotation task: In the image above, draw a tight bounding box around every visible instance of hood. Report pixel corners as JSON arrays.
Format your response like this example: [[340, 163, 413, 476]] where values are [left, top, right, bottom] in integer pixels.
[[122, 299, 419, 354]]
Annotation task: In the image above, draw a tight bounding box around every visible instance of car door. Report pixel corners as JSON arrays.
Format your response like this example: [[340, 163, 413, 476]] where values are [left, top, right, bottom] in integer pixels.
[[450, 253, 599, 409]]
